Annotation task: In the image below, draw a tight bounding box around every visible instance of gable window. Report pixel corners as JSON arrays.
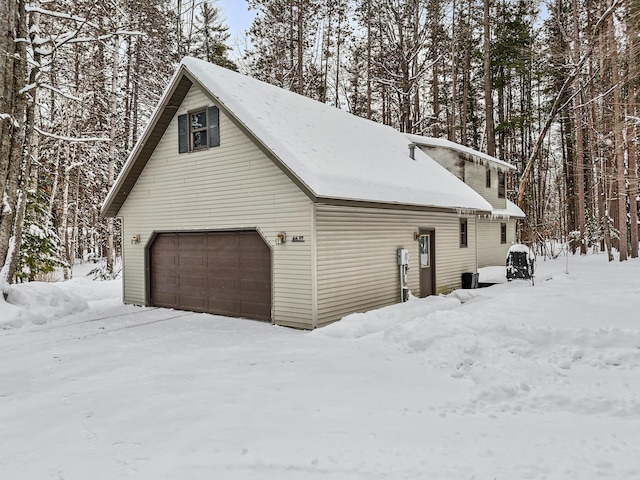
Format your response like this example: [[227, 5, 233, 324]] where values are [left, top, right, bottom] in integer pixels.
[[460, 219, 468, 247], [498, 171, 506, 198], [190, 109, 208, 149], [178, 106, 220, 153], [486, 166, 491, 188], [458, 160, 466, 182], [501, 223, 507, 244]]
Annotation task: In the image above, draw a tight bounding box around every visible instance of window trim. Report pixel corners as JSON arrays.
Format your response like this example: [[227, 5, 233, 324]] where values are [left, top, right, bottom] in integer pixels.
[[460, 218, 468, 248], [486, 166, 491, 188], [500, 222, 507, 244]]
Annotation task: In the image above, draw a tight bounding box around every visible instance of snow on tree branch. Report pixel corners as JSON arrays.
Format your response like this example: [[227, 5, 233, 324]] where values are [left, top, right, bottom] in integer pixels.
[[39, 84, 82, 102], [34, 127, 110, 143], [24, 5, 99, 29], [0, 113, 20, 128]]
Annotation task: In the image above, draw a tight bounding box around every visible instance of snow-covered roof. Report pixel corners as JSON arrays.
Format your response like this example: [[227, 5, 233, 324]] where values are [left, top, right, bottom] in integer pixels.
[[103, 57, 494, 217], [492, 200, 526, 218], [405, 134, 516, 171]]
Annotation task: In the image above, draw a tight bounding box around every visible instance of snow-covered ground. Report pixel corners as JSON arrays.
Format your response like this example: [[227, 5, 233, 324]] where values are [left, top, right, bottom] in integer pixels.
[[1, 254, 640, 479]]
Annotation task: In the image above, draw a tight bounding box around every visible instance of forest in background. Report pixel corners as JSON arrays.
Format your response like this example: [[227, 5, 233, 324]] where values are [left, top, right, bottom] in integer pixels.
[[1, 0, 639, 288]]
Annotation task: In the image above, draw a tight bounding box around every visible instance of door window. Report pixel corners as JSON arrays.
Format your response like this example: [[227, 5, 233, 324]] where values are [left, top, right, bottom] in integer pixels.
[[419, 234, 430, 268]]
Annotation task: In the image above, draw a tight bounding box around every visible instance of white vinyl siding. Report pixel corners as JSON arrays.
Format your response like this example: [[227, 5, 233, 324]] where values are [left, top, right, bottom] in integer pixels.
[[419, 145, 507, 210], [477, 217, 517, 268], [314, 204, 476, 327], [118, 86, 314, 329], [463, 161, 506, 210]]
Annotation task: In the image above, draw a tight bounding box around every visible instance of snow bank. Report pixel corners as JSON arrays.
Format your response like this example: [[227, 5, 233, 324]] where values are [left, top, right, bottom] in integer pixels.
[[0, 263, 121, 329], [1, 253, 640, 479], [1, 282, 88, 328], [314, 255, 640, 419]]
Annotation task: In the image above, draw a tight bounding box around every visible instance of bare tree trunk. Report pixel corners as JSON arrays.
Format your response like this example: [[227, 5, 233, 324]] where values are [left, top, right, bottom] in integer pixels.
[[0, 0, 28, 286], [608, 9, 628, 260], [450, 0, 458, 141], [483, 0, 496, 156], [572, 0, 587, 254], [366, 0, 372, 119], [627, 0, 639, 257], [106, 35, 120, 274], [6, 8, 41, 281]]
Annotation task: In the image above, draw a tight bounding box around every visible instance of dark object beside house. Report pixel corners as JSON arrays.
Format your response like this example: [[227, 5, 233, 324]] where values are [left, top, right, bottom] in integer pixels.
[[461, 272, 479, 289], [506, 247, 535, 284]]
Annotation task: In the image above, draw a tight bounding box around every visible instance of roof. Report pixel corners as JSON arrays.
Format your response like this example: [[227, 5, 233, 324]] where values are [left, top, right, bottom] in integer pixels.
[[492, 200, 526, 218], [102, 57, 494, 217], [405, 134, 517, 171]]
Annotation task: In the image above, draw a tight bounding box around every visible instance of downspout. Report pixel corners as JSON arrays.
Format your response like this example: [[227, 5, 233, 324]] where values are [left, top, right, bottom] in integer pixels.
[[475, 214, 479, 273], [310, 203, 318, 328]]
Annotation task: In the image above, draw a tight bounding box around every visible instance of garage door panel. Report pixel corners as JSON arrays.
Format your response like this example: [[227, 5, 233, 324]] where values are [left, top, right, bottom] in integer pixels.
[[206, 254, 238, 269], [207, 234, 239, 249], [239, 232, 267, 247], [152, 253, 177, 268], [208, 277, 240, 290], [180, 275, 206, 288], [207, 268, 241, 281], [207, 297, 239, 317], [154, 273, 179, 289], [153, 234, 178, 247], [240, 301, 271, 321], [178, 253, 206, 268], [177, 234, 206, 248], [179, 294, 206, 311], [150, 231, 271, 322], [241, 278, 270, 293], [153, 292, 178, 306]]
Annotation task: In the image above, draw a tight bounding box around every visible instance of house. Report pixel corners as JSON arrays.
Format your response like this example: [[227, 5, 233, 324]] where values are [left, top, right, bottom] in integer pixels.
[[406, 135, 525, 267], [102, 57, 523, 329]]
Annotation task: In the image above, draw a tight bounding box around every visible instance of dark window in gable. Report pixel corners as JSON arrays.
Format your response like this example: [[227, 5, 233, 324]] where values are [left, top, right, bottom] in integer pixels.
[[190, 109, 208, 149], [501, 223, 507, 244], [486, 166, 491, 188], [460, 219, 468, 247], [178, 106, 220, 153], [458, 160, 466, 182], [498, 171, 506, 198]]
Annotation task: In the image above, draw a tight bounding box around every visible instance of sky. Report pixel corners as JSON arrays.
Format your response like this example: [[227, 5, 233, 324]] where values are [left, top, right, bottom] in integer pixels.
[[218, 0, 254, 42]]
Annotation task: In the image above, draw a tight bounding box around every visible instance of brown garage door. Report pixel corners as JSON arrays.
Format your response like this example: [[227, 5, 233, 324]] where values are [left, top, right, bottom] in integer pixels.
[[149, 231, 271, 321]]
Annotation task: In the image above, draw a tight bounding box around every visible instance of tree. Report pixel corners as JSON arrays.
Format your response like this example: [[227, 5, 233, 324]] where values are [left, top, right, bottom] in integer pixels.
[[193, 0, 238, 71]]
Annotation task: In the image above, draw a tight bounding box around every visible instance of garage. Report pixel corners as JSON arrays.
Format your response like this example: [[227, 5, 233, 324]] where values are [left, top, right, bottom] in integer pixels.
[[148, 231, 272, 321]]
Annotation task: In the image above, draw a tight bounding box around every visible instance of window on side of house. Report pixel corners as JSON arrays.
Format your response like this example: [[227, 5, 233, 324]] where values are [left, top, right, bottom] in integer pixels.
[[498, 170, 506, 198], [459, 160, 466, 183], [178, 106, 220, 153], [486, 166, 491, 188], [460, 218, 468, 247], [501, 223, 507, 244]]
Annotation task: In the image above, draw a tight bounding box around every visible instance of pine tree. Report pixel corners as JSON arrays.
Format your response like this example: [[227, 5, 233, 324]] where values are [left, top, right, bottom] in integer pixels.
[[193, 1, 238, 71]]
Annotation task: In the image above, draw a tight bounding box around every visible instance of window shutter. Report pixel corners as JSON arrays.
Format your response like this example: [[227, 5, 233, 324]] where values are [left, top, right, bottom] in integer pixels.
[[208, 106, 220, 147], [178, 114, 188, 153]]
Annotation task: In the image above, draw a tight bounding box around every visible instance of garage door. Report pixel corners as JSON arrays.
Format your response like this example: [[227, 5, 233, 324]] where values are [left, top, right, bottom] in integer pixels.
[[149, 231, 271, 321]]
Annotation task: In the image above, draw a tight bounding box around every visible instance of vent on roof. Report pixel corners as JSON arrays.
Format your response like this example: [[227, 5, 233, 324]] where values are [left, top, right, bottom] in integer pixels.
[[408, 143, 416, 160]]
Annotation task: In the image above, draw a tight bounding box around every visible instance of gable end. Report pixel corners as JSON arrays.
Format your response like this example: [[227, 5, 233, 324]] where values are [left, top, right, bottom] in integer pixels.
[[102, 74, 193, 217]]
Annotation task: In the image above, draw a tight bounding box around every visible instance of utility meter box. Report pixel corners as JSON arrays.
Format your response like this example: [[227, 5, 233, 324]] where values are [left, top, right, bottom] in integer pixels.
[[397, 248, 410, 266]]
